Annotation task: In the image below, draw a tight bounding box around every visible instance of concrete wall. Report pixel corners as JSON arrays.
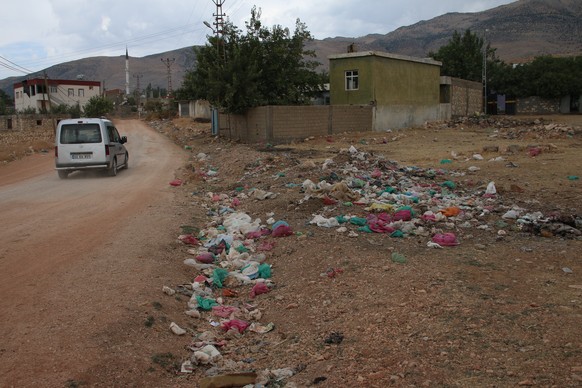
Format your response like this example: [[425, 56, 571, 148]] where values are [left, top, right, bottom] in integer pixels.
[[219, 105, 373, 143], [179, 100, 211, 119]]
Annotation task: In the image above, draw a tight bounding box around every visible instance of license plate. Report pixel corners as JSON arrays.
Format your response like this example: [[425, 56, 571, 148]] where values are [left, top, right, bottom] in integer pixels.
[[71, 153, 92, 159]]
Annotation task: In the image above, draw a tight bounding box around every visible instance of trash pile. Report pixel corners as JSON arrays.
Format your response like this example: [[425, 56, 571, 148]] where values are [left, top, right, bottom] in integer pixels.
[[163, 131, 579, 385], [296, 145, 581, 241], [164, 198, 303, 385], [433, 116, 582, 140]]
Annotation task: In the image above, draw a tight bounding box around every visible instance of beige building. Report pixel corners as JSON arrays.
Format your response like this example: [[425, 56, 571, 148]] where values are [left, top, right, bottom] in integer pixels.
[[14, 78, 101, 113]]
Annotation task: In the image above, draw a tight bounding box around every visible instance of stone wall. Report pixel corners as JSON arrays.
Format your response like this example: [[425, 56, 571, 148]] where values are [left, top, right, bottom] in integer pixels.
[[516, 96, 561, 115], [0, 114, 63, 132]]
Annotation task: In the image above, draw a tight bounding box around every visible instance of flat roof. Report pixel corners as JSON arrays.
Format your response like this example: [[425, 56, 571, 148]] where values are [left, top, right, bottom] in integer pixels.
[[329, 51, 442, 67]]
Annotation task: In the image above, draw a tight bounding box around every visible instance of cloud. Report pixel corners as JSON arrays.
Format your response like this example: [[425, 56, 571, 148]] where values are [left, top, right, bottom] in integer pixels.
[[101, 16, 112, 32], [0, 0, 515, 80]]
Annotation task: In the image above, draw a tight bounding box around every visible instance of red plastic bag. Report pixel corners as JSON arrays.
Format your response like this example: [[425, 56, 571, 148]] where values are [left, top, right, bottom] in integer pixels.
[[195, 252, 216, 264], [169, 179, 182, 187], [221, 319, 249, 334], [179, 235, 200, 245], [272, 225, 293, 237], [250, 282, 270, 298]]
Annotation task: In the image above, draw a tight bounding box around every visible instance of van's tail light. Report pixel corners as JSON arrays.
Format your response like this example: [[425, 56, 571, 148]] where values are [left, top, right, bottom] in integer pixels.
[[105, 145, 110, 156], [54, 146, 58, 158]]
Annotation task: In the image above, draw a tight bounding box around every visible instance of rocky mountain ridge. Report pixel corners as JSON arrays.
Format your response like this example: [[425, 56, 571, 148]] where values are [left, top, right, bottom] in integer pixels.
[[2, 0, 581, 98]]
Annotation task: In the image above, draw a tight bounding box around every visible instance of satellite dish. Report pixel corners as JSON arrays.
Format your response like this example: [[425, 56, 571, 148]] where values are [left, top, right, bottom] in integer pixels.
[[76, 74, 85, 80]]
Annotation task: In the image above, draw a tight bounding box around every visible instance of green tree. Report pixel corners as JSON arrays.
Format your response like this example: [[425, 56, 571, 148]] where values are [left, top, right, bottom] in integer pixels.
[[429, 29, 515, 97], [178, 7, 325, 114], [0, 89, 14, 115], [83, 96, 113, 117], [511, 56, 582, 98]]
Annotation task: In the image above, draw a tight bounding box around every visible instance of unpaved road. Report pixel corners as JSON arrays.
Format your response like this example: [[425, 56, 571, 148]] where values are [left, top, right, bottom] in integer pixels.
[[0, 120, 187, 387]]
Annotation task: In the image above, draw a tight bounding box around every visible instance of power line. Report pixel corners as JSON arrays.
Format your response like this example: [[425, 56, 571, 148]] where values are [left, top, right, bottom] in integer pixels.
[[0, 56, 34, 75]]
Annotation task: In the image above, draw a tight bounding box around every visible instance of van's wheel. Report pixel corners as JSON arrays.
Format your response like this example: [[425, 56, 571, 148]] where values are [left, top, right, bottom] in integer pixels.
[[123, 153, 129, 169], [108, 158, 118, 177], [57, 170, 68, 179]]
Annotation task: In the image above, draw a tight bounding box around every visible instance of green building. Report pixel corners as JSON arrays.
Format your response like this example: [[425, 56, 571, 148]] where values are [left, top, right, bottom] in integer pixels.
[[329, 51, 443, 130]]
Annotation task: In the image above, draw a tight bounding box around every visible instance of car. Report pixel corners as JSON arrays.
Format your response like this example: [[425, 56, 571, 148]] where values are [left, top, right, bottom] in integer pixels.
[[54, 117, 128, 179]]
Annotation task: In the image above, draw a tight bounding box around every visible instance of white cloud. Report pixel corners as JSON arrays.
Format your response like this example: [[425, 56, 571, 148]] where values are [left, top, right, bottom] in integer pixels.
[[101, 16, 112, 32], [0, 0, 516, 79]]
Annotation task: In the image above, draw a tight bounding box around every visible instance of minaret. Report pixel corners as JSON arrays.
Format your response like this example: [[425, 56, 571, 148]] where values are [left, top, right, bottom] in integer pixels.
[[125, 47, 130, 96]]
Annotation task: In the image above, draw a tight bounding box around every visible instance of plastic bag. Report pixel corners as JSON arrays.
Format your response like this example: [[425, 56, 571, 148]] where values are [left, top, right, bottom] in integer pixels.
[[432, 233, 459, 246]]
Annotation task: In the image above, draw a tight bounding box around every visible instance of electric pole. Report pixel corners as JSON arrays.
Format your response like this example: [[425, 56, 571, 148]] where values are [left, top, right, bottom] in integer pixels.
[[133, 73, 143, 106], [161, 58, 175, 98], [212, 0, 226, 62]]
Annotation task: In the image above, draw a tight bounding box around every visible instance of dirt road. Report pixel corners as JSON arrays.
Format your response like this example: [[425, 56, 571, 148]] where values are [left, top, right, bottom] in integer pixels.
[[0, 120, 187, 387]]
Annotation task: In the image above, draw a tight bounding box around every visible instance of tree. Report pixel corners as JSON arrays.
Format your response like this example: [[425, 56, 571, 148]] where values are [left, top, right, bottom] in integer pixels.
[[0, 89, 14, 115], [83, 96, 113, 117], [429, 29, 514, 96], [177, 7, 326, 114], [510, 56, 582, 98]]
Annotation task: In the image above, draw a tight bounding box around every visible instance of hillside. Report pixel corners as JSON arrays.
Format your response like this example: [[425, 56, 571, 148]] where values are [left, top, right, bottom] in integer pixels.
[[2, 0, 581, 98]]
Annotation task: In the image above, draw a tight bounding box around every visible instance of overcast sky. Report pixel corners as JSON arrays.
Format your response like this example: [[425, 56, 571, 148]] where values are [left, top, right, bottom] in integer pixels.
[[0, 0, 515, 80]]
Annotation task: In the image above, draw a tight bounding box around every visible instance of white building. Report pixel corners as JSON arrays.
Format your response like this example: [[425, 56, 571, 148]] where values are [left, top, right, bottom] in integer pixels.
[[13, 78, 101, 113]]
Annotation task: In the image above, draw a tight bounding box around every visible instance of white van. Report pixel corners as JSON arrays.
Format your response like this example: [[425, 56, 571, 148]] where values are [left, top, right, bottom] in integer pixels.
[[55, 118, 128, 179]]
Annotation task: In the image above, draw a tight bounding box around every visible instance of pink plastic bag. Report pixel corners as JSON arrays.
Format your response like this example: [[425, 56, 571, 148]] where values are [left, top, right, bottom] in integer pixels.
[[221, 319, 249, 334], [212, 305, 239, 318], [250, 282, 270, 298], [392, 209, 412, 221], [432, 233, 459, 246], [169, 179, 182, 187], [272, 225, 293, 237], [179, 235, 200, 245], [195, 252, 215, 264]]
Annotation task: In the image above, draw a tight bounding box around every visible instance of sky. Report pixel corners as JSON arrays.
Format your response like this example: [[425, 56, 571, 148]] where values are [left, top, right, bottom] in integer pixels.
[[0, 0, 515, 80]]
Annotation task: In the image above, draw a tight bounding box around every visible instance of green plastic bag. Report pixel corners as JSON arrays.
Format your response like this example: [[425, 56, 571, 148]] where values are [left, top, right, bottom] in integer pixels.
[[391, 252, 407, 264], [212, 268, 229, 288], [258, 263, 271, 279], [357, 225, 373, 233], [390, 230, 404, 238], [196, 295, 218, 310], [349, 217, 367, 226]]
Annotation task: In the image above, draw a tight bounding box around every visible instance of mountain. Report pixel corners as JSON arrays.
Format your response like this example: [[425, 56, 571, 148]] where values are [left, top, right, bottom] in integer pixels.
[[2, 0, 581, 98]]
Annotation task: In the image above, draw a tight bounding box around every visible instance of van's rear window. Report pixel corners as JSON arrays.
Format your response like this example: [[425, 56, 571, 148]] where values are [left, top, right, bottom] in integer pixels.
[[60, 124, 102, 144]]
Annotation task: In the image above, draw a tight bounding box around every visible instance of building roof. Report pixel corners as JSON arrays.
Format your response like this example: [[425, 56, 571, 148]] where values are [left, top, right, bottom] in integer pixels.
[[14, 78, 101, 89], [329, 51, 441, 67]]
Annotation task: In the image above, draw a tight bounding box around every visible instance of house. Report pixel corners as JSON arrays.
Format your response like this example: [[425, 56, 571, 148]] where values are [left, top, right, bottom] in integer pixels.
[[329, 51, 442, 130], [13, 78, 101, 113]]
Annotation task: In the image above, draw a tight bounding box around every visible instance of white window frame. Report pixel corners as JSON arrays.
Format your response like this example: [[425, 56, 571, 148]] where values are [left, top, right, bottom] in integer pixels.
[[78, 88, 84, 97], [68, 88, 75, 97], [345, 70, 359, 90]]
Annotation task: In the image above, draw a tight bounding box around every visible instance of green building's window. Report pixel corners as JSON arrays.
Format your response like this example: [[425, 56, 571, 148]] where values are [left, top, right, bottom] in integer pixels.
[[345, 70, 359, 90]]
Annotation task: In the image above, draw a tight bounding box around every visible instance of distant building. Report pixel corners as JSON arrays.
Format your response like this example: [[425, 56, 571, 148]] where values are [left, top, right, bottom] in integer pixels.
[[13, 78, 101, 113]]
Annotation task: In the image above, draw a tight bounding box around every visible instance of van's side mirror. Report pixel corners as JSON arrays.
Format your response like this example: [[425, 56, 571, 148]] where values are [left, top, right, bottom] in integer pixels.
[[120, 136, 127, 144]]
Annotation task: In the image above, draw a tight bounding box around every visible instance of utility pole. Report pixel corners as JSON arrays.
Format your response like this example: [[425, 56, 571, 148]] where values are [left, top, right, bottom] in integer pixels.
[[43, 71, 55, 131], [133, 73, 143, 118], [213, 0, 226, 62], [161, 58, 175, 98], [482, 29, 488, 115]]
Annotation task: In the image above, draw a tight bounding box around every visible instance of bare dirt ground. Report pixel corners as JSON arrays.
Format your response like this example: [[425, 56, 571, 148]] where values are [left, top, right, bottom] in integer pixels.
[[0, 114, 581, 387]]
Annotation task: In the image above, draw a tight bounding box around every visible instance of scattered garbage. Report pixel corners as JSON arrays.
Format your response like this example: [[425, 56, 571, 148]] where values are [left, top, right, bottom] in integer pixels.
[[169, 322, 187, 336]]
